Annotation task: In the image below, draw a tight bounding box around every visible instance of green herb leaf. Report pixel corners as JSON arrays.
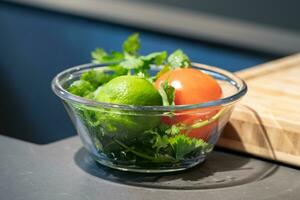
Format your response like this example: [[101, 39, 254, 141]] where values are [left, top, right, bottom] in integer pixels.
[[123, 33, 140, 55], [165, 124, 181, 136], [109, 64, 129, 76], [80, 69, 113, 88], [67, 80, 94, 97], [91, 48, 124, 63], [136, 71, 146, 78], [158, 80, 175, 106], [91, 48, 108, 63], [114, 139, 175, 163], [153, 154, 176, 163], [169, 134, 209, 160], [119, 57, 144, 70], [141, 51, 167, 66], [103, 51, 124, 62], [152, 134, 169, 153], [168, 49, 191, 68]]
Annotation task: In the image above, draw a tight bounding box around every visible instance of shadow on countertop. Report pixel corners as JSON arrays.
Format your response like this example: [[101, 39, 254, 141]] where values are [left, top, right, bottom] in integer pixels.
[[74, 147, 278, 190]]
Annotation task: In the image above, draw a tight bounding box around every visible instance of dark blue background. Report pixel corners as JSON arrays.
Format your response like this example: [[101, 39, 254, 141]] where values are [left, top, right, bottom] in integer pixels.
[[0, 3, 278, 144]]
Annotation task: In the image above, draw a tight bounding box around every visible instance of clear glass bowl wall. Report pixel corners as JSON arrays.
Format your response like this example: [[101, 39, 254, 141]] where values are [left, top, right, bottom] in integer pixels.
[[52, 63, 247, 173]]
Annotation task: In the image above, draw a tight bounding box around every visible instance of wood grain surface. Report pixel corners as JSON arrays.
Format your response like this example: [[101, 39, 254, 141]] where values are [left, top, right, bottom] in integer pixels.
[[218, 53, 300, 167]]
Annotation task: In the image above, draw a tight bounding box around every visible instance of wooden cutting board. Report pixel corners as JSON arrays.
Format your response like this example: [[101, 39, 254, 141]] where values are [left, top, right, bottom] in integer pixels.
[[218, 53, 300, 167]]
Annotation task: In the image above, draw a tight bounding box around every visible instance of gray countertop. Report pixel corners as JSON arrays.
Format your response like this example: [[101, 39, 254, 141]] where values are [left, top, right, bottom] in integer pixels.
[[1, 135, 299, 200]]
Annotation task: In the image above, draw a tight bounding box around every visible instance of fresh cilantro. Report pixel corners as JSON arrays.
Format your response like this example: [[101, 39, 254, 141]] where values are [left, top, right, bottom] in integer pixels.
[[165, 124, 181, 136], [169, 134, 209, 160], [91, 48, 108, 63], [158, 80, 175, 106], [80, 69, 113, 88], [109, 64, 129, 76], [140, 51, 167, 66], [136, 71, 146, 78], [91, 48, 124, 64], [67, 80, 94, 97], [119, 57, 144, 70], [154, 49, 190, 80], [84, 92, 95, 99], [152, 154, 176, 163], [114, 138, 175, 163], [119, 51, 168, 76], [150, 133, 169, 153], [168, 49, 191, 68], [107, 51, 124, 62], [136, 51, 168, 76], [123, 33, 140, 55], [77, 35, 192, 98], [81, 108, 101, 127]]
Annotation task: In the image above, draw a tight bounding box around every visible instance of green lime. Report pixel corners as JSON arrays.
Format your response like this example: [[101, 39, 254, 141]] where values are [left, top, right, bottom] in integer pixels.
[[94, 75, 163, 138], [95, 75, 162, 106]]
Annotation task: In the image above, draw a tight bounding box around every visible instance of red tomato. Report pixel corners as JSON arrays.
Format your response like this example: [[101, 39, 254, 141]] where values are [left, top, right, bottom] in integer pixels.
[[155, 68, 222, 141]]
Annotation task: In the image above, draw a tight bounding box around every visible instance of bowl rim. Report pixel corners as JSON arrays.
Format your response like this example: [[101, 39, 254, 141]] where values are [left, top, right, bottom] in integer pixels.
[[51, 62, 247, 111]]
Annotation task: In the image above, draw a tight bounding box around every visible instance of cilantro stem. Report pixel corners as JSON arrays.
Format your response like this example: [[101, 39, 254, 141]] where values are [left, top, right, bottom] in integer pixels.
[[114, 139, 176, 163], [181, 108, 227, 131], [114, 139, 157, 161]]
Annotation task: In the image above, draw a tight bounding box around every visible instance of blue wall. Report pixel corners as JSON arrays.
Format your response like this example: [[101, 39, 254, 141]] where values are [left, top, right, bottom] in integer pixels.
[[0, 3, 277, 144]]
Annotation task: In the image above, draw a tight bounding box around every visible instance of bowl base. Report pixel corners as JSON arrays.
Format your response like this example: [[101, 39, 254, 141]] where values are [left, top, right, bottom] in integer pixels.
[[91, 155, 206, 173]]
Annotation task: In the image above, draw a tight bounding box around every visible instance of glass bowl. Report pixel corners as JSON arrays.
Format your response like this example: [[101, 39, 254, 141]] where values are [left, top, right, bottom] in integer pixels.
[[52, 63, 247, 173]]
